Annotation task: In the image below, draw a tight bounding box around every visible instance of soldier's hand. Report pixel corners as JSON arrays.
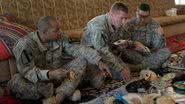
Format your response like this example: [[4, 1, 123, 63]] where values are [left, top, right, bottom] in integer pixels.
[[98, 61, 112, 78], [68, 71, 76, 80], [48, 68, 69, 80], [133, 41, 150, 53], [120, 67, 131, 82]]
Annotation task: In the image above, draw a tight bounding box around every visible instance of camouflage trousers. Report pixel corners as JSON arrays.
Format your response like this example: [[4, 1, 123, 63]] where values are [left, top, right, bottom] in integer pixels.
[[121, 48, 171, 71], [7, 57, 87, 100]]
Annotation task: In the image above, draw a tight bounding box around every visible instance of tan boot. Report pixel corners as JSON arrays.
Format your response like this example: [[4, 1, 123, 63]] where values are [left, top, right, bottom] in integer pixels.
[[69, 89, 81, 101], [42, 96, 57, 104]]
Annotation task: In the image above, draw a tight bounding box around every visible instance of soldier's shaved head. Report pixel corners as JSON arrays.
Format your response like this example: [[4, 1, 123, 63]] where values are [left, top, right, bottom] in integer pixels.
[[37, 16, 56, 32], [111, 2, 128, 14]]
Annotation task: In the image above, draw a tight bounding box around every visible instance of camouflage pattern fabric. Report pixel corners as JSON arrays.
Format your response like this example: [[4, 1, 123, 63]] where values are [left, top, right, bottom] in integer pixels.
[[81, 14, 129, 80], [8, 31, 102, 100]]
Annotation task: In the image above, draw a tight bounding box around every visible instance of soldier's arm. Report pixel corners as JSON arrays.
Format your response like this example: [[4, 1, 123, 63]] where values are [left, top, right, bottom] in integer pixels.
[[93, 29, 130, 71], [91, 29, 107, 50], [13, 40, 49, 83], [150, 24, 166, 50], [89, 28, 128, 72]]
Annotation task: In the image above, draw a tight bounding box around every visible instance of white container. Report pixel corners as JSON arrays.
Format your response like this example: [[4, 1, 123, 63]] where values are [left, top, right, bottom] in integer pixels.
[[166, 8, 177, 16]]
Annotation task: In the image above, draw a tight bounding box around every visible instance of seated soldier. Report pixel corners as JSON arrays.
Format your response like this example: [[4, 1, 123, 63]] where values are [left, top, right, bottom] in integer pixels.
[[118, 3, 171, 73], [81, 2, 130, 81], [7, 16, 111, 104]]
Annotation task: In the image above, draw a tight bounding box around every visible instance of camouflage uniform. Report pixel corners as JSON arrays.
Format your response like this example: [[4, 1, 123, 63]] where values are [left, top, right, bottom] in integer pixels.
[[7, 31, 102, 100], [121, 17, 171, 71], [81, 14, 129, 80]]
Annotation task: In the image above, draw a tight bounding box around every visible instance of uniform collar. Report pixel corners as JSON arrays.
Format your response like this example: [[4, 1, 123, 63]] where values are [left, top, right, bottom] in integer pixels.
[[32, 31, 61, 52], [105, 13, 115, 33], [32, 31, 47, 52]]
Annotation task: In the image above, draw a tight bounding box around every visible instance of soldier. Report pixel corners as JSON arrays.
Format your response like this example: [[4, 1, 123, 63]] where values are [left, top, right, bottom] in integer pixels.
[[7, 16, 111, 104], [81, 2, 130, 81], [119, 3, 171, 72]]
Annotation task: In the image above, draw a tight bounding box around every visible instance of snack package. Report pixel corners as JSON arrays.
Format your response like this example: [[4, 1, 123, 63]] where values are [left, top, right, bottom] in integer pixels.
[[140, 69, 158, 81]]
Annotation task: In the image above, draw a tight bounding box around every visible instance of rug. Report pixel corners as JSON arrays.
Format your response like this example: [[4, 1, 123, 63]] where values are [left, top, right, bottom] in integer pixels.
[[166, 33, 185, 53]]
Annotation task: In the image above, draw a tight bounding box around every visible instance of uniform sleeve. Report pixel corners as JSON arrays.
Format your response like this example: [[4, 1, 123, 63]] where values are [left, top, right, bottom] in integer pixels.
[[62, 35, 101, 65], [13, 39, 49, 83], [150, 24, 166, 50], [87, 27, 126, 72], [88, 27, 113, 55], [100, 47, 128, 72], [91, 29, 107, 50]]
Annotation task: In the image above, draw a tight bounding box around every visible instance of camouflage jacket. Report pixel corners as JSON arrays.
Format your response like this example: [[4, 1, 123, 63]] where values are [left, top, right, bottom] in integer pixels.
[[81, 14, 129, 72], [13, 31, 101, 83], [125, 17, 166, 51]]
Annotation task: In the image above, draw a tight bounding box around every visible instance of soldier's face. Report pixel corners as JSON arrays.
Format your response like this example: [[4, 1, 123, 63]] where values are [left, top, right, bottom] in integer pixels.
[[137, 10, 151, 26], [47, 20, 61, 41], [111, 11, 128, 29]]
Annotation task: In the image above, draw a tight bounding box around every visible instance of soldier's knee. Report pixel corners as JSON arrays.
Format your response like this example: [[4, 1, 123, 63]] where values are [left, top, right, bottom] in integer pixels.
[[68, 57, 87, 78], [7, 74, 41, 100]]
